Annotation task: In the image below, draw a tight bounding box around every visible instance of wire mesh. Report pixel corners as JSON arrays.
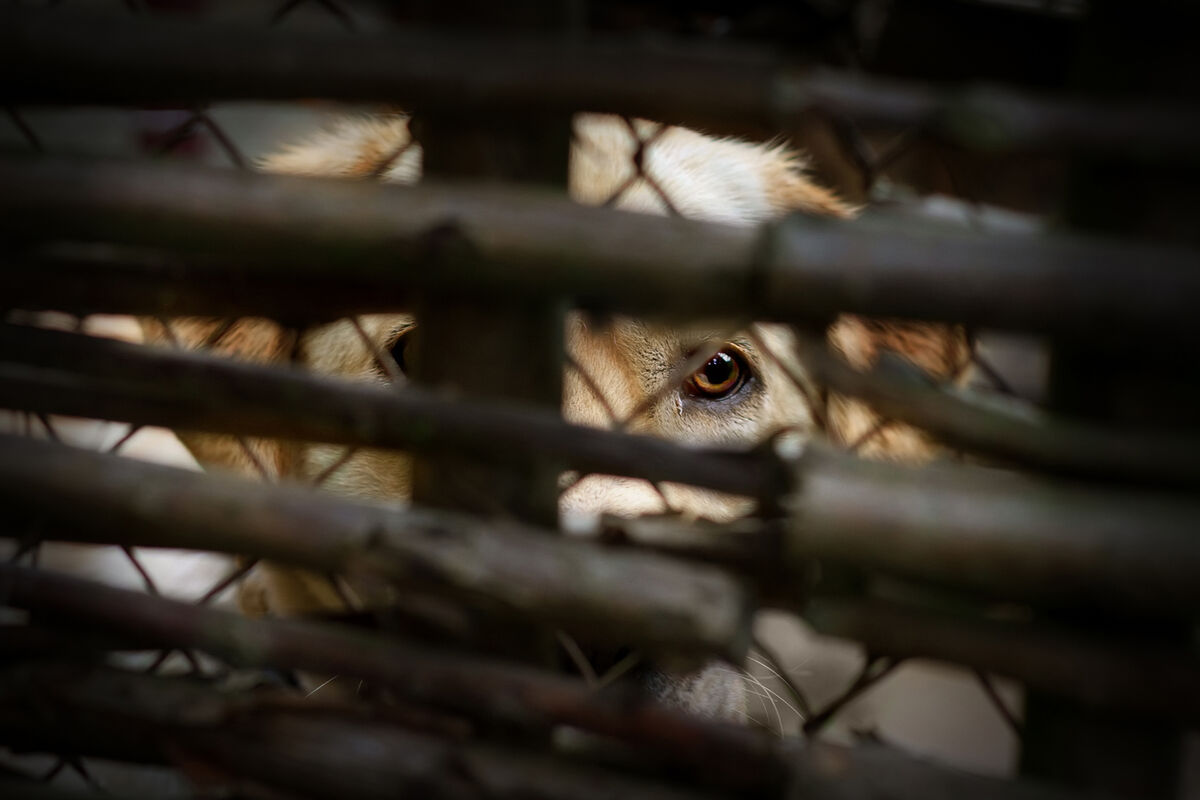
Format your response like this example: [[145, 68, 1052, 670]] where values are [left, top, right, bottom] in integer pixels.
[[1, 2, 1196, 799]]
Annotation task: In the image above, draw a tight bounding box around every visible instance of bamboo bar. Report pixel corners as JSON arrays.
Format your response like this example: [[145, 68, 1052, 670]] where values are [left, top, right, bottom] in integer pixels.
[[0, 564, 782, 792], [0, 324, 783, 499], [2, 158, 1200, 342], [787, 447, 1200, 616], [0, 662, 1087, 800], [804, 597, 1200, 726], [2, 8, 1198, 157], [5, 418, 1200, 618], [0, 664, 718, 800], [408, 69, 572, 527], [1019, 8, 1195, 790], [0, 433, 751, 660], [793, 336, 1200, 487]]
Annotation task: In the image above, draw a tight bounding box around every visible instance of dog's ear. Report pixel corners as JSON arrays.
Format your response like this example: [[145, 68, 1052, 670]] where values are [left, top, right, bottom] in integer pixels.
[[139, 317, 296, 480], [759, 147, 856, 220], [258, 115, 421, 183]]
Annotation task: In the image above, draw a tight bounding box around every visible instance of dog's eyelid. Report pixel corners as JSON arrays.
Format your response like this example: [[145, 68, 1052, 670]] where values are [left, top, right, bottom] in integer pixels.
[[681, 340, 758, 374], [681, 338, 739, 359], [387, 321, 417, 340], [385, 324, 416, 350], [725, 337, 756, 359]]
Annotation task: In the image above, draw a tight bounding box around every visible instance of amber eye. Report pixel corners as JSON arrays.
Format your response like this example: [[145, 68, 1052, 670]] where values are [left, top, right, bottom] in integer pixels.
[[684, 350, 748, 399]]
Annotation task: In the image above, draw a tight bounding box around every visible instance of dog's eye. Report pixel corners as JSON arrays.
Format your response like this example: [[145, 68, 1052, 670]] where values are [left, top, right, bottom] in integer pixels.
[[684, 349, 748, 399]]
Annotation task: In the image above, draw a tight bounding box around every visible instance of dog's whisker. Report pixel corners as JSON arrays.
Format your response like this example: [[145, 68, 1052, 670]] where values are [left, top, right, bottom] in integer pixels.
[[749, 639, 815, 718], [757, 680, 805, 724], [747, 654, 814, 688], [738, 669, 783, 736], [738, 680, 776, 733]]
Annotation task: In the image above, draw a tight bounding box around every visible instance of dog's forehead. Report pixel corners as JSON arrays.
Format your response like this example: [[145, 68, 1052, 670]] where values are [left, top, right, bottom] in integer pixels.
[[579, 314, 747, 353]]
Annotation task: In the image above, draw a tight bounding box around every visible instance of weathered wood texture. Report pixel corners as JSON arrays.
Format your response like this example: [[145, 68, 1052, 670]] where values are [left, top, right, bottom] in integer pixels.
[[0, 563, 780, 794], [6, 431, 1200, 684], [792, 334, 1200, 487], [0, 434, 752, 660], [0, 660, 1089, 800], [2, 4, 1198, 798], [2, 157, 1199, 344], [1019, 3, 1198, 795], [0, 324, 782, 497], [2, 7, 1198, 158], [408, 101, 570, 526]]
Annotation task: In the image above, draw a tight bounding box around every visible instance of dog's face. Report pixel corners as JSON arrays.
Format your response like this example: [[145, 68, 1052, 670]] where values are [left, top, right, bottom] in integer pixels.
[[298, 315, 814, 517], [156, 114, 963, 720], [285, 313, 819, 719]]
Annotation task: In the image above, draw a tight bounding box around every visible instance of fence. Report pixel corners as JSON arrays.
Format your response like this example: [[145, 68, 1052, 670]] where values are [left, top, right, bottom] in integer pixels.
[[2, 1, 1199, 798]]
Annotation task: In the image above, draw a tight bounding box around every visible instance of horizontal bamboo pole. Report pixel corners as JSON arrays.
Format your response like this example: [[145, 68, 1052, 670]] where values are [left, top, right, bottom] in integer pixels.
[[6, 327, 1200, 614], [0, 433, 751, 661], [0, 664, 719, 800], [6, 440, 1199, 730], [0, 779, 141, 800], [805, 597, 1200, 725], [6, 388, 1200, 622], [0, 662, 1086, 800], [794, 336, 1200, 488], [2, 8, 1198, 157], [3, 158, 1200, 343], [1, 244, 404, 320], [0, 564, 781, 792], [0, 324, 783, 499], [788, 447, 1200, 616], [785, 738, 1083, 800]]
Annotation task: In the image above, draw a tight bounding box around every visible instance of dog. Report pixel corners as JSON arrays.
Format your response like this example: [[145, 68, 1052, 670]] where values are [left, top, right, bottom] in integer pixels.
[[142, 113, 968, 720]]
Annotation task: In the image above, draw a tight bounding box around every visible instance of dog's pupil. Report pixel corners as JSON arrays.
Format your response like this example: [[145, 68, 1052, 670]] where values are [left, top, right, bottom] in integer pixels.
[[703, 352, 734, 385]]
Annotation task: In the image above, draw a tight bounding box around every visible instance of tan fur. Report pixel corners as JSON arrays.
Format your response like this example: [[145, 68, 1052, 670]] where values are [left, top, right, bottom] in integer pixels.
[[146, 113, 965, 718], [827, 316, 970, 458]]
